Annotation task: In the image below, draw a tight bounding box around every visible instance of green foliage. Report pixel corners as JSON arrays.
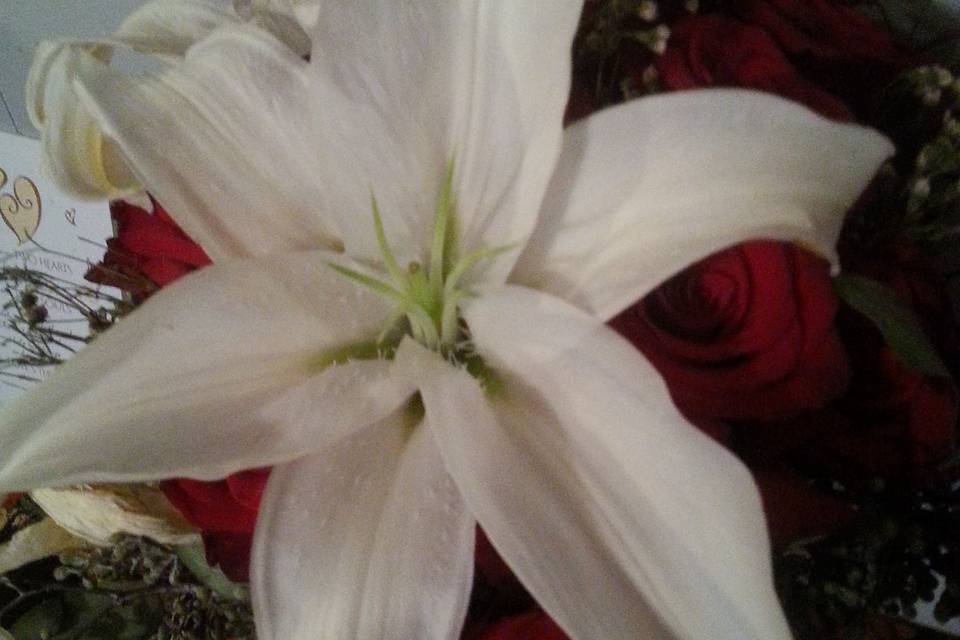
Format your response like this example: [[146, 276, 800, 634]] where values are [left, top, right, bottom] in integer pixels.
[[173, 545, 248, 602], [0, 531, 254, 640], [873, 65, 960, 254], [834, 275, 950, 377], [9, 596, 62, 639], [776, 480, 960, 640], [868, 0, 960, 72]]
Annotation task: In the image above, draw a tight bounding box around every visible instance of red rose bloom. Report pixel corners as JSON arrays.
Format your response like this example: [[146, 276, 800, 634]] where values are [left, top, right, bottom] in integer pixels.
[[753, 467, 856, 547], [735, 308, 957, 487], [160, 469, 268, 534], [733, 0, 906, 66], [85, 198, 210, 300], [657, 14, 851, 120], [795, 334, 957, 485], [471, 610, 568, 640], [610, 240, 849, 421], [161, 468, 270, 581], [732, 0, 913, 112]]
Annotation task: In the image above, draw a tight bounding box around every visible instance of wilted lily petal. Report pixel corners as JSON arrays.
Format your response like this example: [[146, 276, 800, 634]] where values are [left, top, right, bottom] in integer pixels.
[[0, 251, 413, 489], [27, 44, 139, 199], [513, 89, 894, 319], [252, 408, 474, 640], [31, 484, 199, 546], [25, 0, 254, 199], [0, 518, 87, 575], [72, 25, 341, 260]]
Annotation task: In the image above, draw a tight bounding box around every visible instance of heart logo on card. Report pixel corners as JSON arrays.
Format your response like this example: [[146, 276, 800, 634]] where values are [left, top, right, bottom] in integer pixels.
[[0, 168, 42, 244]]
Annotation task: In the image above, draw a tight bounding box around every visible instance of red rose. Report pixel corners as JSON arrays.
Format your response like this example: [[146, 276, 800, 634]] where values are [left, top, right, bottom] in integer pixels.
[[85, 197, 210, 300], [160, 469, 268, 534], [199, 531, 260, 584], [610, 240, 849, 421], [732, 0, 913, 113], [471, 610, 568, 640], [733, 0, 906, 66], [754, 467, 856, 547], [656, 14, 852, 120], [474, 527, 515, 588], [797, 338, 957, 485], [736, 310, 957, 486], [689, 422, 858, 547], [160, 468, 270, 581]]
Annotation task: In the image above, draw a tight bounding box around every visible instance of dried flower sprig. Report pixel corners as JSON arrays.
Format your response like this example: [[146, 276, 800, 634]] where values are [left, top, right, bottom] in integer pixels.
[[0, 250, 134, 390]]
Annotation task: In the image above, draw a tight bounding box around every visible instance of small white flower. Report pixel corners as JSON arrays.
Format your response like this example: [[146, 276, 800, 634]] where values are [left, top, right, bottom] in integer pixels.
[[3, 1, 892, 639], [638, 0, 658, 22]]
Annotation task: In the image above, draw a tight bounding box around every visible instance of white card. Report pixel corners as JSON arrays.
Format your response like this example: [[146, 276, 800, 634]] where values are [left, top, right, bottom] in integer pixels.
[[0, 131, 116, 404]]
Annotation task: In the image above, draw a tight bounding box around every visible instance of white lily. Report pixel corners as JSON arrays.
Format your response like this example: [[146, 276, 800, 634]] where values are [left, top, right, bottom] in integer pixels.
[[3, 1, 893, 638]]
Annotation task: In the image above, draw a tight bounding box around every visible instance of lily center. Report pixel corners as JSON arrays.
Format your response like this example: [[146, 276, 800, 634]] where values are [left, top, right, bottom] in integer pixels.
[[328, 161, 509, 357]]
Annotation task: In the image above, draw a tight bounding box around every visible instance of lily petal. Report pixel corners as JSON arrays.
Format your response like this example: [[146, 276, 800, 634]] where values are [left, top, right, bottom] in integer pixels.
[[0, 519, 87, 575], [106, 0, 306, 57], [31, 484, 199, 546], [0, 251, 411, 490], [49, 2, 581, 266], [28, 0, 237, 128], [242, 0, 320, 32], [241, 8, 311, 58], [252, 409, 474, 640], [307, 1, 582, 281], [26, 0, 242, 199], [512, 90, 894, 320], [112, 0, 239, 59], [27, 44, 139, 199], [71, 25, 343, 260], [409, 286, 791, 640]]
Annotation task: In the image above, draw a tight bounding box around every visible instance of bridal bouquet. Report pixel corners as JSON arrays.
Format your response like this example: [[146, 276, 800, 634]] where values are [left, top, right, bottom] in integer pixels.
[[0, 1, 958, 639]]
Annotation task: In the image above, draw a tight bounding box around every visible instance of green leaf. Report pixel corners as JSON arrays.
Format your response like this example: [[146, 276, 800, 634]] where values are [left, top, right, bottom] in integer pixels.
[[0, 627, 14, 640], [10, 597, 63, 640], [174, 544, 248, 601], [54, 591, 152, 640], [834, 274, 950, 377]]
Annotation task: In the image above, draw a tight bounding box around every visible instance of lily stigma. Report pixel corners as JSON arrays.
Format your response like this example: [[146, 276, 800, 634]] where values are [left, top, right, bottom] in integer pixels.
[[4, 1, 895, 639], [326, 161, 505, 358], [315, 161, 509, 404]]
